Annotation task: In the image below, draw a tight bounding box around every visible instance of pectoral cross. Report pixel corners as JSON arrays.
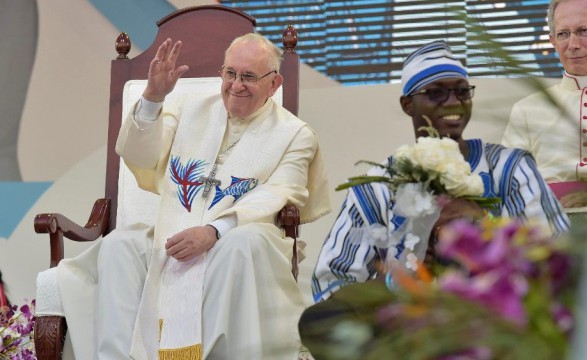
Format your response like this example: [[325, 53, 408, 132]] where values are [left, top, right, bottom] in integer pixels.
[[199, 163, 222, 199]]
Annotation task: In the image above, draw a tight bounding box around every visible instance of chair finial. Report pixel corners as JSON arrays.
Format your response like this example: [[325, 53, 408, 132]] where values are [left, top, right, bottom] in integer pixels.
[[282, 25, 298, 53], [115, 32, 131, 60]]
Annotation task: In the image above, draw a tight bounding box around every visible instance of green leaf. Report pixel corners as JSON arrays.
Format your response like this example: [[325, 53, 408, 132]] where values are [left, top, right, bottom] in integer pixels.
[[336, 176, 393, 191]]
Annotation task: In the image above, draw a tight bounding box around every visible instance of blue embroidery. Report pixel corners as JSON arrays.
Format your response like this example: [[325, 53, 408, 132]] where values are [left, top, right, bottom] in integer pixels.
[[209, 176, 259, 209], [169, 156, 207, 212]]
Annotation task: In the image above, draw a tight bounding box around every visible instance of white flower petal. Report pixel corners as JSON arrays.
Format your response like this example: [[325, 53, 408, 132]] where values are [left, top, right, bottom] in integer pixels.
[[406, 253, 419, 271], [404, 233, 420, 250]]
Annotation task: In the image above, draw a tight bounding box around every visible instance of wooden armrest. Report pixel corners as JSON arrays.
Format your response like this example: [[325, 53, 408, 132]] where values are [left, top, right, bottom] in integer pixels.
[[34, 198, 111, 267], [276, 205, 300, 281], [277, 204, 300, 239]]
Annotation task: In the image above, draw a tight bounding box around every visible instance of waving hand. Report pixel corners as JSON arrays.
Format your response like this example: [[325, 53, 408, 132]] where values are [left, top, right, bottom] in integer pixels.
[[142, 38, 190, 102]]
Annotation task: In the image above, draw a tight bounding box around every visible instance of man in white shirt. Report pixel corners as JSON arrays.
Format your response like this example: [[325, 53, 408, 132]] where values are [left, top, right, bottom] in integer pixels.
[[502, 0, 587, 208], [55, 33, 331, 359]]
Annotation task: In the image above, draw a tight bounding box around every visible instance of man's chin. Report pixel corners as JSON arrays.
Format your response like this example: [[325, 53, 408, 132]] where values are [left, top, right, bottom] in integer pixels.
[[227, 104, 248, 118], [228, 109, 252, 119], [567, 67, 587, 77], [438, 127, 464, 140], [416, 122, 461, 138]]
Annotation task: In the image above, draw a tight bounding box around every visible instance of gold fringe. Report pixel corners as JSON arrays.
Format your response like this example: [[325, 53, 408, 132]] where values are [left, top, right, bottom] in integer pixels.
[[158, 319, 202, 359], [159, 344, 202, 360]]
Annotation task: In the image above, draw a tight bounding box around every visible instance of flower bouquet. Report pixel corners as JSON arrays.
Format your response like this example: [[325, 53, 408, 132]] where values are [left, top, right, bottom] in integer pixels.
[[337, 124, 499, 274], [1, 300, 36, 360], [309, 218, 580, 360], [337, 127, 484, 197]]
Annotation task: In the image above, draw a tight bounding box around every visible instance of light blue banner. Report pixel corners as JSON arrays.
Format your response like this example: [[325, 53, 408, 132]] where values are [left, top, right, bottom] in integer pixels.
[[0, 182, 52, 239]]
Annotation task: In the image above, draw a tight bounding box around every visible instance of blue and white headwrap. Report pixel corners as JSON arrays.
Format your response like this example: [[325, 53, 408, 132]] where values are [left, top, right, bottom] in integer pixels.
[[401, 41, 468, 96]]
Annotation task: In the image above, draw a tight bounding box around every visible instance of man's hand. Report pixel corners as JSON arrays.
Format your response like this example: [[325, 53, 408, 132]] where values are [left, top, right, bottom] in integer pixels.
[[165, 225, 218, 262], [143, 38, 190, 103], [426, 198, 487, 269], [560, 190, 587, 208], [435, 197, 487, 228]]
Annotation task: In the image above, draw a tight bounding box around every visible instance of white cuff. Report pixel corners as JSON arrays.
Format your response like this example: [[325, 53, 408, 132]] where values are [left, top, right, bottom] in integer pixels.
[[135, 97, 163, 121], [209, 214, 237, 238]]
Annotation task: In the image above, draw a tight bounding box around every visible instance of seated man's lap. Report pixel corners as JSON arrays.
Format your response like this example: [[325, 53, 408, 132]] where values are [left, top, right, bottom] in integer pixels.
[[208, 223, 293, 265], [97, 224, 154, 270], [202, 222, 305, 358]]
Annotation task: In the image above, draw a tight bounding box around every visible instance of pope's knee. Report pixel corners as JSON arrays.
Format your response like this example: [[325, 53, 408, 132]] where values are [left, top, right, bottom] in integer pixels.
[[214, 223, 277, 258], [99, 229, 134, 257], [98, 226, 152, 265]]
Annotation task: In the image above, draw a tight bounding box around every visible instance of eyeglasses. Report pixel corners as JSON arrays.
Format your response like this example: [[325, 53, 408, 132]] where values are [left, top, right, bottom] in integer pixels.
[[553, 27, 587, 42], [219, 68, 277, 84], [409, 86, 476, 103]]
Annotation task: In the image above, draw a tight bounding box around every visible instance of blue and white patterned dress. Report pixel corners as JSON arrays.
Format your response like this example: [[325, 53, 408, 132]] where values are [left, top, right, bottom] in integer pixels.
[[311, 139, 570, 302]]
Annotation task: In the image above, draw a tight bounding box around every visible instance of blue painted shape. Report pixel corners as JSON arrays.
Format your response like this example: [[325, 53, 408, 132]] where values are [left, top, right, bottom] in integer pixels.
[[87, 0, 176, 51], [0, 182, 52, 239]]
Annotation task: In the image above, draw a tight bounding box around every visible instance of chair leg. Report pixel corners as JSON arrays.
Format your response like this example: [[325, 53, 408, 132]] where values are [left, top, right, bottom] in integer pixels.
[[34, 316, 67, 360]]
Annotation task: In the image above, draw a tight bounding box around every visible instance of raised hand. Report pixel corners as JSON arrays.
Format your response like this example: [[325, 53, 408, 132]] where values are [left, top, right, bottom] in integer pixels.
[[143, 38, 190, 103]]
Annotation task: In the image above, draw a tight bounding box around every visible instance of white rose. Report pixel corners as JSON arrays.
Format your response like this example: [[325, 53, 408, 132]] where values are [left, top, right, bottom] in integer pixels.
[[411, 137, 448, 172], [439, 160, 483, 197], [463, 174, 484, 196], [394, 144, 412, 160], [438, 137, 461, 154], [444, 172, 484, 197], [440, 158, 471, 177]]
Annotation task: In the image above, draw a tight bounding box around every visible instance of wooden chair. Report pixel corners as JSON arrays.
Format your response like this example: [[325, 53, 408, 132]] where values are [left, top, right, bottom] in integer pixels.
[[33, 5, 301, 359]]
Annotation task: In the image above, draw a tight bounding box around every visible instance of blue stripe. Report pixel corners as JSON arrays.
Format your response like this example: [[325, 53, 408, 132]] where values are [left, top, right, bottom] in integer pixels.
[[326, 200, 351, 251], [351, 183, 385, 225], [403, 41, 448, 64], [466, 139, 482, 171], [403, 64, 468, 95], [330, 207, 359, 273], [313, 279, 348, 303], [332, 242, 359, 275], [500, 148, 525, 217], [523, 156, 570, 234]]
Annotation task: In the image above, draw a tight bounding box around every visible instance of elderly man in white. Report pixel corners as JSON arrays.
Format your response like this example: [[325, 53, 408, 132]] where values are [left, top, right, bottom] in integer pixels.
[[42, 33, 331, 360], [502, 0, 587, 208]]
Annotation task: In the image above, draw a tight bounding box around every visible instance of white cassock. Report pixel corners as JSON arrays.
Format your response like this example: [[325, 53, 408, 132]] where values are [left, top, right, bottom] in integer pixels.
[[502, 73, 587, 184], [53, 94, 331, 360]]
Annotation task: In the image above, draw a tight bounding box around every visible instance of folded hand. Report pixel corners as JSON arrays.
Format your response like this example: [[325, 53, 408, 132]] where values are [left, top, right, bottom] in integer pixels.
[[166, 225, 218, 262], [426, 198, 487, 268]]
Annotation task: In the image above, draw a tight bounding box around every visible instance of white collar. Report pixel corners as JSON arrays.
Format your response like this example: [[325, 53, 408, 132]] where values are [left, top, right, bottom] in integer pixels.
[[562, 71, 587, 90]]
